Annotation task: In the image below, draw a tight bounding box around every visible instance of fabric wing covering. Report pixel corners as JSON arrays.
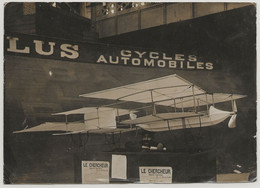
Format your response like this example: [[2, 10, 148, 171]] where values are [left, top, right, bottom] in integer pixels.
[[14, 107, 136, 134], [80, 74, 246, 108], [13, 122, 87, 133], [53, 107, 135, 128], [157, 93, 246, 108], [13, 121, 135, 134], [120, 112, 202, 125], [80, 74, 204, 103]]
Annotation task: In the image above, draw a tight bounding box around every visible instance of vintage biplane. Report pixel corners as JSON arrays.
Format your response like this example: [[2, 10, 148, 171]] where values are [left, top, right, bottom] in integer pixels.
[[13, 74, 246, 135]]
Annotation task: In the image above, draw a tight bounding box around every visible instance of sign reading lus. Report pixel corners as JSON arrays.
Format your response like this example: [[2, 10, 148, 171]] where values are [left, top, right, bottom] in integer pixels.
[[82, 161, 109, 184], [139, 166, 172, 183]]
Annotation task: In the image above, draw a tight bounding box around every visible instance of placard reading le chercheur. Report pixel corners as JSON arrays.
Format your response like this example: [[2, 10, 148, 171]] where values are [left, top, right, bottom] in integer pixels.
[[139, 166, 172, 183], [82, 161, 109, 184]]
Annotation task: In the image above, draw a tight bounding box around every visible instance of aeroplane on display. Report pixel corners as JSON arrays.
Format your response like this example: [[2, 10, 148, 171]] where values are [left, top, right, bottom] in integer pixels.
[[13, 74, 246, 135]]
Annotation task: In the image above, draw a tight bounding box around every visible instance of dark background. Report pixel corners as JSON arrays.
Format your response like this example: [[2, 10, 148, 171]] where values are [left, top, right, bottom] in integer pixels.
[[4, 4, 256, 183]]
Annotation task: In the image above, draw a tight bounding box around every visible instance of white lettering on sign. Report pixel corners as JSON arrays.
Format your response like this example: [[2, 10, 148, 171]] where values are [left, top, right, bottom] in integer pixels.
[[139, 166, 172, 183], [121, 50, 131, 57], [82, 161, 109, 184], [33, 40, 55, 56], [7, 37, 30, 54], [96, 50, 214, 70], [6, 36, 79, 59], [5, 35, 215, 70], [60, 44, 79, 59]]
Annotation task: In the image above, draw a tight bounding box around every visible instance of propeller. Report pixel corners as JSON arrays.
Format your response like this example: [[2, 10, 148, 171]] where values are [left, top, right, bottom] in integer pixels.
[[228, 114, 237, 128], [228, 100, 237, 128]]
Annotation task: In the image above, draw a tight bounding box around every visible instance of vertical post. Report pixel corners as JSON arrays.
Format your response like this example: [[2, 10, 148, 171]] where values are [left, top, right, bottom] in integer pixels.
[[135, 126, 138, 137], [192, 3, 195, 18], [72, 130, 81, 183], [231, 95, 234, 112], [174, 99, 177, 112], [212, 94, 215, 107], [181, 98, 184, 112], [192, 85, 196, 112], [224, 3, 228, 11], [205, 93, 209, 113], [151, 90, 156, 114], [182, 118, 186, 128], [116, 107, 119, 123], [197, 99, 200, 112], [73, 151, 81, 183], [119, 131, 122, 149], [96, 108, 100, 127], [115, 5, 118, 35], [163, 3, 167, 24], [167, 120, 170, 130], [199, 116, 202, 128], [65, 115, 68, 132], [138, 9, 141, 30]]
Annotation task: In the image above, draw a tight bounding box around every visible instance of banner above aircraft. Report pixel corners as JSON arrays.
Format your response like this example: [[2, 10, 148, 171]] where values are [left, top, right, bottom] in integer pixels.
[[4, 33, 219, 71]]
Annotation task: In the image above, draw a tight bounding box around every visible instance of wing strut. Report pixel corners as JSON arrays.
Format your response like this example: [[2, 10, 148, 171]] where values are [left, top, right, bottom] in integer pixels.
[[135, 127, 138, 137], [96, 108, 100, 128], [167, 120, 170, 131], [205, 93, 209, 113], [173, 99, 177, 112], [192, 85, 197, 112], [197, 99, 200, 112], [65, 115, 68, 132], [182, 118, 186, 128], [118, 131, 122, 149], [199, 116, 202, 128], [212, 94, 215, 106], [150, 90, 156, 114], [116, 106, 120, 123], [181, 98, 184, 112]]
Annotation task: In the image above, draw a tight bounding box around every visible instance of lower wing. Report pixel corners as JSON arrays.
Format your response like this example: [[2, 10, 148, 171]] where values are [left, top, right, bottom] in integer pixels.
[[13, 121, 137, 135]]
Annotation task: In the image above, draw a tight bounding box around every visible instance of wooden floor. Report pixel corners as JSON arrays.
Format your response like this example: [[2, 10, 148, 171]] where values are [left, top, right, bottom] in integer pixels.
[[217, 173, 250, 183]]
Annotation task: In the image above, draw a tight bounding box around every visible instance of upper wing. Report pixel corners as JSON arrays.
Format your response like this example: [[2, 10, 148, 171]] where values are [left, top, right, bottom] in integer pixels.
[[80, 74, 205, 103], [80, 74, 246, 108], [156, 93, 246, 108]]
